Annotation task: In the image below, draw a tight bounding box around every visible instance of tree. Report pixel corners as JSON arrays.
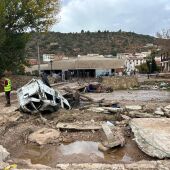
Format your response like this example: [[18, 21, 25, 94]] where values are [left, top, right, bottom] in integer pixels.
[[0, 0, 60, 74], [156, 29, 170, 52], [136, 63, 149, 74], [146, 51, 159, 73], [137, 51, 160, 74]]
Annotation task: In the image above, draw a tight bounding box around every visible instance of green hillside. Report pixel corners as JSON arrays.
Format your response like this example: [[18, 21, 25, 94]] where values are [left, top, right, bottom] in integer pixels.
[[26, 31, 155, 58]]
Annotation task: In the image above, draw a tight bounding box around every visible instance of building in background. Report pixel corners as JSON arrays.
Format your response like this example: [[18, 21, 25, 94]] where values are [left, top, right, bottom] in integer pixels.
[[161, 52, 170, 72], [26, 54, 125, 79], [27, 58, 38, 65], [42, 54, 65, 63]]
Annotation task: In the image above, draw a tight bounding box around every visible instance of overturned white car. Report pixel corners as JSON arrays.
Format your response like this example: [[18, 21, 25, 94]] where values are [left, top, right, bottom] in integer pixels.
[[17, 79, 71, 113]]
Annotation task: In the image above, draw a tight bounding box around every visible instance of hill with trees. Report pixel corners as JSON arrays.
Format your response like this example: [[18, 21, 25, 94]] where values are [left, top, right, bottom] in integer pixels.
[[26, 31, 156, 58]]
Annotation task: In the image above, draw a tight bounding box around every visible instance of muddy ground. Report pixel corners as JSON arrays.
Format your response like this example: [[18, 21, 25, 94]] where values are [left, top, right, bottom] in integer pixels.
[[0, 79, 170, 169]]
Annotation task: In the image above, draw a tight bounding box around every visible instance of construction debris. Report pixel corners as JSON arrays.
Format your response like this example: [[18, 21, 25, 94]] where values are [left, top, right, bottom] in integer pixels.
[[0, 145, 10, 162], [85, 83, 113, 93], [98, 123, 125, 151], [17, 79, 71, 113], [128, 111, 157, 118], [154, 107, 164, 116], [56, 121, 102, 130], [125, 105, 142, 111], [28, 128, 60, 145], [130, 118, 170, 158]]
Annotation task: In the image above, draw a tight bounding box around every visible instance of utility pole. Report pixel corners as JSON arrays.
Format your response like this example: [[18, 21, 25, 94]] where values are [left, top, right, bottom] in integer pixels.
[[37, 43, 41, 76], [50, 59, 53, 76]]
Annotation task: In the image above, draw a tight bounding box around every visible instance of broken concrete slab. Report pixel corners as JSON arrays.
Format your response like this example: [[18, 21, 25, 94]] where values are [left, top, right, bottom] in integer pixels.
[[87, 107, 106, 113], [56, 160, 170, 170], [99, 123, 125, 151], [125, 105, 142, 111], [102, 107, 124, 113], [165, 105, 170, 110], [28, 128, 60, 145], [56, 121, 102, 130], [56, 163, 126, 170], [154, 108, 164, 116], [128, 111, 158, 118], [88, 107, 123, 114], [0, 145, 10, 162], [130, 118, 170, 158], [125, 160, 158, 169]]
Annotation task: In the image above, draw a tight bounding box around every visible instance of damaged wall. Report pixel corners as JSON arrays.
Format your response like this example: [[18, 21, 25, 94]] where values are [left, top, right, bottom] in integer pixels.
[[102, 77, 139, 90]]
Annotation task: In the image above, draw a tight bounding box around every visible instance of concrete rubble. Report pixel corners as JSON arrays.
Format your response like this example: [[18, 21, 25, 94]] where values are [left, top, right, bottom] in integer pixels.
[[28, 128, 60, 145], [3, 160, 170, 170], [0, 77, 170, 168], [154, 107, 164, 116], [88, 107, 123, 114], [125, 105, 142, 111], [55, 160, 170, 170], [57, 121, 102, 130], [163, 105, 170, 117], [128, 111, 158, 118], [0, 145, 10, 162], [98, 123, 125, 151], [130, 118, 170, 158]]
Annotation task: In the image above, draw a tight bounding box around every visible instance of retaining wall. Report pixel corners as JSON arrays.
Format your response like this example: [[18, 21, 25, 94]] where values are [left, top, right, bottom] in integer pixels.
[[102, 76, 139, 90]]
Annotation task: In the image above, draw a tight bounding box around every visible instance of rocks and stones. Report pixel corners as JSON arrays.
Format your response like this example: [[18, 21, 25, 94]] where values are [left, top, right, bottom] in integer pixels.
[[163, 105, 170, 117], [28, 128, 60, 145], [154, 107, 164, 116], [165, 105, 170, 110], [56, 160, 170, 170], [103, 107, 124, 113], [12, 159, 51, 169], [130, 118, 170, 158], [0, 162, 9, 169], [57, 121, 102, 130], [87, 107, 107, 113], [128, 111, 157, 118], [88, 107, 123, 114], [125, 105, 142, 111], [0, 145, 10, 162], [98, 123, 125, 151]]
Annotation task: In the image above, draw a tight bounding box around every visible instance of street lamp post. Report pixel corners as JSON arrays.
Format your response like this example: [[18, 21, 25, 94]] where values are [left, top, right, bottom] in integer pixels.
[[149, 62, 152, 75], [37, 43, 41, 76]]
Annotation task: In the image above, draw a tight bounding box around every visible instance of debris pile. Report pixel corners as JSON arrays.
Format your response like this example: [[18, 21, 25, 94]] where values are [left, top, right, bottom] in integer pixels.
[[130, 118, 170, 159], [28, 128, 60, 145], [98, 123, 125, 151], [17, 79, 71, 113]]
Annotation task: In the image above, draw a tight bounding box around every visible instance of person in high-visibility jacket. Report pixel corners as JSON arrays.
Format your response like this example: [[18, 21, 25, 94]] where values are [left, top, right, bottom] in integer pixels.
[[2, 75, 12, 106]]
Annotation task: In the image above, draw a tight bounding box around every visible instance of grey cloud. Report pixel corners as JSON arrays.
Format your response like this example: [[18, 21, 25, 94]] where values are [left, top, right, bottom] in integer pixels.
[[52, 0, 170, 35]]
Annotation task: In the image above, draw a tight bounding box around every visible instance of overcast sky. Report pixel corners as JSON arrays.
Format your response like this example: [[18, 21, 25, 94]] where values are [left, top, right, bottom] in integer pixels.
[[52, 0, 170, 36]]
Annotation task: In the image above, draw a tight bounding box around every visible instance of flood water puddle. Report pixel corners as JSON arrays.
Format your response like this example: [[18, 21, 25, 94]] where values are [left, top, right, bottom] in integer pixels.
[[60, 141, 103, 158], [14, 139, 152, 168]]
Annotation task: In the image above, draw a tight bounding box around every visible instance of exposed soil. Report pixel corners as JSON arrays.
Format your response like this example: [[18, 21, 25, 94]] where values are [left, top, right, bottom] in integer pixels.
[[0, 88, 169, 168]]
